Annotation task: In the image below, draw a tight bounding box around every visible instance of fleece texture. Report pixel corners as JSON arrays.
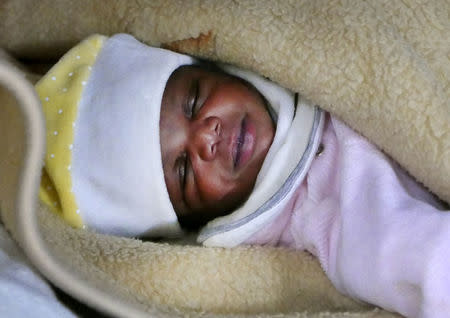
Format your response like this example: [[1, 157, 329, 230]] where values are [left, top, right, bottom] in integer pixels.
[[1, 0, 449, 203], [0, 0, 448, 317]]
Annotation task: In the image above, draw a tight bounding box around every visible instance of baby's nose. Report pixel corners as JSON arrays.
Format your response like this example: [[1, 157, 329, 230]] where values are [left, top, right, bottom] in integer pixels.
[[195, 116, 222, 161]]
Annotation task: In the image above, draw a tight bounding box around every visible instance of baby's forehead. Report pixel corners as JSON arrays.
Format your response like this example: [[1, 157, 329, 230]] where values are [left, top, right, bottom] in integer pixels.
[[167, 64, 238, 84]]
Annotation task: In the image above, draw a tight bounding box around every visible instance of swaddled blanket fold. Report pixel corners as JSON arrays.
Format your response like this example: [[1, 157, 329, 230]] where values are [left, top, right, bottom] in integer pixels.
[[0, 0, 448, 317]]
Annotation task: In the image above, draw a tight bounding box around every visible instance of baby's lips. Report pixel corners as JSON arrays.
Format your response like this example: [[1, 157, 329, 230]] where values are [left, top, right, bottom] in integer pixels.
[[237, 116, 256, 169], [229, 116, 242, 170]]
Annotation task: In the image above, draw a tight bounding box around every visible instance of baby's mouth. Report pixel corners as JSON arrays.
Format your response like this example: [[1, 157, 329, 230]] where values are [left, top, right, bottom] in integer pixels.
[[232, 115, 255, 170]]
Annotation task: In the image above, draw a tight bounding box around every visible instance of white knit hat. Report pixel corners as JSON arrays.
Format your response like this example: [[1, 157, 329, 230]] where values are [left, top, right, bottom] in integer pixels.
[[38, 34, 194, 237]]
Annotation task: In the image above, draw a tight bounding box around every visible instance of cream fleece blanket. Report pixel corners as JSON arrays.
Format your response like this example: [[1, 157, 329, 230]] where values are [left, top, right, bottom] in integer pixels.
[[0, 0, 448, 317]]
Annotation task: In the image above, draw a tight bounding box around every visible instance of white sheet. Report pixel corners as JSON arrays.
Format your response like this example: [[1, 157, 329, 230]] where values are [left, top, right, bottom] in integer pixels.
[[0, 225, 75, 317]]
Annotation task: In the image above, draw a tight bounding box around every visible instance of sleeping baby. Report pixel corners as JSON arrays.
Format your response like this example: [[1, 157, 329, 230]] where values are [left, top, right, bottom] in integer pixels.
[[37, 34, 450, 317]]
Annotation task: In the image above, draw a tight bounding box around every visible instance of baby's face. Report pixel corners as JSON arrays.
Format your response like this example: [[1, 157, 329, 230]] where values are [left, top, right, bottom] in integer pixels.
[[160, 65, 275, 228]]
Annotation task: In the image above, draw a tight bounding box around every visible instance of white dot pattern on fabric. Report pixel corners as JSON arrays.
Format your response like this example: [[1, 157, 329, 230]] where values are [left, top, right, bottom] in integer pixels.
[[37, 34, 106, 230]]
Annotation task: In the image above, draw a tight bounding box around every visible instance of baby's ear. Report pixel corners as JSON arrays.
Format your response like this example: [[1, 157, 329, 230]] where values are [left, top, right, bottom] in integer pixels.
[[162, 31, 215, 57]]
